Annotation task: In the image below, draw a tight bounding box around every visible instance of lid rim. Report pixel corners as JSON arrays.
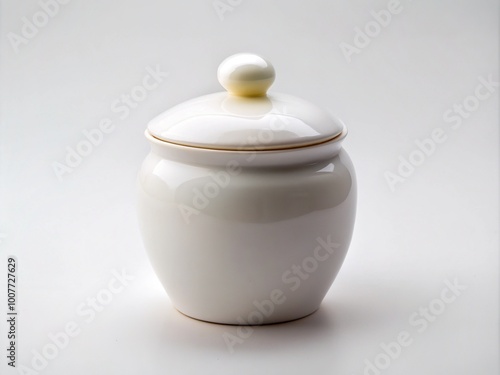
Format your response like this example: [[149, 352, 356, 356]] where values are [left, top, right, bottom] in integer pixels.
[[146, 127, 347, 152]]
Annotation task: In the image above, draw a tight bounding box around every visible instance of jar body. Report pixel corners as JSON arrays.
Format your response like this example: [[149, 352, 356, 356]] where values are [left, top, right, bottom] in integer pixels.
[[137, 135, 356, 324]]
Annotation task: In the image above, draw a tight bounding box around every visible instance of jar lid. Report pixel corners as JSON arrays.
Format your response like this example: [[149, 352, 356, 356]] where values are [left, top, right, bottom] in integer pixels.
[[147, 53, 346, 151]]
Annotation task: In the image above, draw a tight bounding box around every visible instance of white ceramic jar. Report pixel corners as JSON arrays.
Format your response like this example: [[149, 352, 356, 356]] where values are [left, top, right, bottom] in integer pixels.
[[137, 53, 356, 325]]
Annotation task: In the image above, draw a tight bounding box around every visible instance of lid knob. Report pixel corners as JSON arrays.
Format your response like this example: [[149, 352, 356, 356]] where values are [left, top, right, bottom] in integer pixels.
[[217, 53, 275, 97]]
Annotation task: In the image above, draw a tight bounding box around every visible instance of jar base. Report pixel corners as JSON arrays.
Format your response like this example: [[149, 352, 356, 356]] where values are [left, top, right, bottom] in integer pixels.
[[173, 305, 320, 326]]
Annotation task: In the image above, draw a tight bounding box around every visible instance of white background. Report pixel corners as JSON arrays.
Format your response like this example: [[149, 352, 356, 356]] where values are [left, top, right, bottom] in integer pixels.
[[0, 0, 498, 374]]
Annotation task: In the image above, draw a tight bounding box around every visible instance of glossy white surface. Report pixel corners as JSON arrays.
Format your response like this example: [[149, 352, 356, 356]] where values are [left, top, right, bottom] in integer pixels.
[[143, 53, 357, 323], [0, 1, 497, 374], [147, 54, 345, 150], [138, 131, 356, 324]]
